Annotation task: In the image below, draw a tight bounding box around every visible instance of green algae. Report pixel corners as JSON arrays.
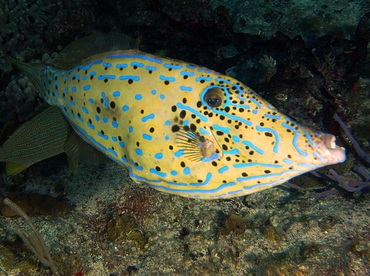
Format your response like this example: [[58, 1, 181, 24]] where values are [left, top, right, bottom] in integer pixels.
[[218, 211, 246, 235], [107, 214, 147, 249]]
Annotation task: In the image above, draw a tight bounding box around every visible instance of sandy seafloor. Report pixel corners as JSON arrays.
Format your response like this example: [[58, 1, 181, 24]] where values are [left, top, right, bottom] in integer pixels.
[[0, 155, 369, 275]]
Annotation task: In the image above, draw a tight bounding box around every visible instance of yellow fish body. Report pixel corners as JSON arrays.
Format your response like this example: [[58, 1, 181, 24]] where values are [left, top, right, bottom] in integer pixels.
[[7, 33, 346, 199]]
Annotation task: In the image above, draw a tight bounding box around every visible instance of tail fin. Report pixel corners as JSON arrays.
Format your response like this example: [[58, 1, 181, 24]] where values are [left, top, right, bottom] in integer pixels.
[[5, 57, 44, 94]]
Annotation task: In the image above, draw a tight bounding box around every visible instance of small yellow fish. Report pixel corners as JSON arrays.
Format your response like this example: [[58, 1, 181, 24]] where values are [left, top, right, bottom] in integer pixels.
[[6, 33, 346, 199]]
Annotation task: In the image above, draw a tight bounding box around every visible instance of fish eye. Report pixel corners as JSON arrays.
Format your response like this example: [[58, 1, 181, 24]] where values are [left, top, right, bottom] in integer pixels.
[[203, 87, 224, 108]]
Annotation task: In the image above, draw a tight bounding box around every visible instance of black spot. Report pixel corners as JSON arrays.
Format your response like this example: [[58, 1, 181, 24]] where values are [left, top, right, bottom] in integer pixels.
[[264, 170, 271, 174], [222, 144, 228, 150], [155, 166, 161, 172], [140, 109, 144, 114], [242, 172, 248, 177], [249, 151, 254, 155], [164, 80, 170, 85], [169, 145, 173, 150], [101, 130, 105, 135], [171, 105, 177, 112], [110, 101, 116, 109], [260, 122, 264, 126], [172, 125, 180, 132], [97, 107, 101, 113], [148, 70, 152, 74], [104, 79, 108, 83], [265, 132, 272, 137], [182, 98, 187, 104], [90, 75, 94, 80], [128, 79, 133, 84], [190, 124, 196, 131], [196, 101, 202, 108], [183, 75, 188, 79], [216, 131, 224, 136], [180, 161, 186, 168], [149, 127, 154, 133], [118, 136, 122, 141], [136, 142, 140, 147], [212, 161, 217, 167], [133, 65, 138, 69], [180, 110, 186, 119]]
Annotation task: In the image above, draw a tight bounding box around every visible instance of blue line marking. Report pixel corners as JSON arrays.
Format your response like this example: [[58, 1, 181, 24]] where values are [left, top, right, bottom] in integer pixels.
[[215, 78, 231, 84], [177, 103, 208, 122], [195, 76, 213, 82], [119, 75, 140, 81], [148, 57, 162, 64], [252, 110, 259, 115], [149, 168, 167, 177], [145, 66, 157, 71], [136, 149, 143, 156], [101, 92, 109, 107], [103, 117, 108, 123], [98, 131, 108, 140], [242, 141, 264, 155], [103, 62, 112, 67], [112, 121, 119, 128], [250, 97, 262, 109], [70, 100, 75, 106], [297, 163, 320, 169], [186, 65, 196, 69], [143, 134, 152, 140], [282, 122, 308, 157], [265, 114, 281, 120], [233, 163, 283, 168], [116, 64, 128, 68], [199, 127, 211, 135], [151, 90, 157, 95], [165, 120, 171, 125], [135, 94, 142, 100], [82, 106, 89, 114], [283, 158, 295, 164], [129, 126, 133, 132], [83, 85, 90, 91], [174, 150, 184, 157], [224, 149, 240, 154], [155, 153, 163, 159], [122, 105, 129, 111], [180, 71, 195, 76], [98, 75, 116, 80], [112, 91, 121, 97], [170, 171, 178, 176], [142, 113, 155, 122], [87, 123, 95, 130], [183, 167, 191, 175], [119, 142, 125, 148], [256, 126, 280, 153], [64, 87, 68, 94], [160, 94, 165, 99], [131, 62, 144, 67], [95, 115, 100, 121], [71, 87, 77, 92], [314, 151, 327, 163], [72, 74, 80, 79], [160, 75, 175, 82], [304, 131, 318, 148], [164, 64, 183, 69], [218, 166, 229, 173], [180, 86, 193, 91], [213, 124, 230, 134], [237, 170, 304, 183]]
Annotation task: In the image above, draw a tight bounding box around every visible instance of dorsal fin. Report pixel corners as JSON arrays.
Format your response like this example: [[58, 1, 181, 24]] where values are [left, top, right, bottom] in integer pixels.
[[52, 32, 139, 70]]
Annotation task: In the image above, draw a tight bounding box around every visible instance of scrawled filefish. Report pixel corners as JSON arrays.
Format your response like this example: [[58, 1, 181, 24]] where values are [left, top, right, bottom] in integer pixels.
[[6, 33, 346, 199]]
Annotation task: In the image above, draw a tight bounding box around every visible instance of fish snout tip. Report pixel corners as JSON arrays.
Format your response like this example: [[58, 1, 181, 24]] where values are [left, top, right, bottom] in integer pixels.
[[320, 133, 346, 164]]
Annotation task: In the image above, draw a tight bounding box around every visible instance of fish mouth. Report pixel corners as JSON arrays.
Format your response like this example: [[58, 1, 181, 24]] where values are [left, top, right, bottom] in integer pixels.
[[318, 133, 346, 164]]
